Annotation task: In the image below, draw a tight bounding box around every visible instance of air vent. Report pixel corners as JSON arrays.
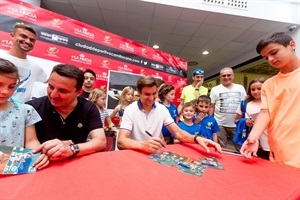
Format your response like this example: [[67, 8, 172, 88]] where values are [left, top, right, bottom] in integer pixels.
[[188, 61, 199, 66], [202, 0, 248, 10]]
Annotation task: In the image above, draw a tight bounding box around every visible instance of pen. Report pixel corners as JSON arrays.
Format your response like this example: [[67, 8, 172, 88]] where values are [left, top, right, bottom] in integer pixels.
[[221, 148, 242, 156], [145, 131, 166, 148]]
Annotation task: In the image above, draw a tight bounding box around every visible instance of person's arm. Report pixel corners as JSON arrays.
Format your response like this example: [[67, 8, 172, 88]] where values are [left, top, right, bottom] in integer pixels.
[[35, 128, 106, 160], [109, 104, 120, 121], [240, 109, 270, 158], [25, 125, 49, 170], [212, 132, 218, 143], [117, 129, 165, 153], [209, 103, 215, 116], [177, 99, 184, 116], [166, 123, 222, 153]]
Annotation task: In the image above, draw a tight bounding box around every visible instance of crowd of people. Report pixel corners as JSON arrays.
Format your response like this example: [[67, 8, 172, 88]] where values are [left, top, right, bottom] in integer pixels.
[[0, 23, 299, 169]]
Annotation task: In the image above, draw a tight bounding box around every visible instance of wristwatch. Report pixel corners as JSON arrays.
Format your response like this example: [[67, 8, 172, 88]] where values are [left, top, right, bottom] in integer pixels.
[[194, 135, 200, 144], [69, 144, 80, 158]]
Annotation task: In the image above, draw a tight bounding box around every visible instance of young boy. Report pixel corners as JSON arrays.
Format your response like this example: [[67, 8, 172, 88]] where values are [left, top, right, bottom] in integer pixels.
[[240, 32, 300, 169], [177, 102, 201, 141], [194, 95, 219, 143]]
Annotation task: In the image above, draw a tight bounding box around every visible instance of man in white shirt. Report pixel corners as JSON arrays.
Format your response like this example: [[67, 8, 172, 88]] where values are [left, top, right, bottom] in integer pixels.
[[0, 23, 48, 102], [210, 67, 246, 149], [118, 76, 222, 154]]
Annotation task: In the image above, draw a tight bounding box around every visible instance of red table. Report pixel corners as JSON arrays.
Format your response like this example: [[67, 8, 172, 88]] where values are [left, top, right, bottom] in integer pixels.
[[1, 144, 300, 200]]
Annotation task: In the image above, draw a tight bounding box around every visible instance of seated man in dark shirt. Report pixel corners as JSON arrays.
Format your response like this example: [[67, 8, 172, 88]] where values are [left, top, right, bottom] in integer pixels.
[[26, 64, 106, 160]]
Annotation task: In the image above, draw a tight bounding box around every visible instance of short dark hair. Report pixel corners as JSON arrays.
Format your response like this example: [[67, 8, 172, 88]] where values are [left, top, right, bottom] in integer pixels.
[[13, 22, 37, 36], [0, 58, 19, 81], [158, 84, 174, 102], [197, 95, 211, 104], [51, 64, 84, 91], [83, 69, 96, 78], [136, 76, 158, 93], [256, 32, 293, 54]]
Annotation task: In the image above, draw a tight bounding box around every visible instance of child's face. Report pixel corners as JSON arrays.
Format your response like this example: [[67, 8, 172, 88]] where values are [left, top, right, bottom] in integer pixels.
[[96, 94, 106, 108], [0, 73, 17, 104], [250, 82, 262, 100], [165, 89, 175, 103], [182, 106, 195, 120], [197, 101, 210, 114], [260, 41, 295, 69], [125, 90, 134, 102]]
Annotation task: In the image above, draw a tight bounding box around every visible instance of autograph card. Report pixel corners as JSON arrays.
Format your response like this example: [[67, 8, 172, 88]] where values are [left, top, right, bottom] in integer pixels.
[[199, 156, 224, 170]]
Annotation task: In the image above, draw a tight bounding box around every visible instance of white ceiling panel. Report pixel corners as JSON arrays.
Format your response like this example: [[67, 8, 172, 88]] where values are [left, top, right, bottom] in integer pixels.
[[39, 0, 296, 80]]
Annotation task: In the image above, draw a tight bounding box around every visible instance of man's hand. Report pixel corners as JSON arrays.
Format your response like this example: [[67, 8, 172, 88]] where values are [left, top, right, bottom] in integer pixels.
[[140, 137, 165, 153], [196, 137, 222, 153], [240, 138, 259, 158], [32, 153, 49, 170], [34, 139, 74, 160]]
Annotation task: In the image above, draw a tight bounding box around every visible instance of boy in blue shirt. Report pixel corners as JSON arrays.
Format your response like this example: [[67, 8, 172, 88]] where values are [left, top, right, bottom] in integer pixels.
[[177, 102, 201, 141], [194, 95, 219, 143]]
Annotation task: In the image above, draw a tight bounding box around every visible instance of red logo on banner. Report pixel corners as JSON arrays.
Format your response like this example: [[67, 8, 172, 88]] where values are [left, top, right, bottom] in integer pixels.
[[1, 39, 12, 48], [74, 27, 95, 40], [119, 42, 134, 52], [152, 53, 163, 61], [7, 6, 37, 22], [71, 53, 92, 65], [118, 64, 133, 73]]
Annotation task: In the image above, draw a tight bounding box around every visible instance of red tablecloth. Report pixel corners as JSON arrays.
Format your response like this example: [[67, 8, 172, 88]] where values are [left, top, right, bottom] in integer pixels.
[[1, 144, 300, 200]]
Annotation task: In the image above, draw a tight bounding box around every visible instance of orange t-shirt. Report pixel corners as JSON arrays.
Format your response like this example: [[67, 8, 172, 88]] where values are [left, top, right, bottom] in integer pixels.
[[261, 67, 300, 168]]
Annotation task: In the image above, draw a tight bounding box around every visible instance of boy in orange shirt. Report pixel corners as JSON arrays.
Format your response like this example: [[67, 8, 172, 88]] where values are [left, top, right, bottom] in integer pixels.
[[240, 32, 300, 168]]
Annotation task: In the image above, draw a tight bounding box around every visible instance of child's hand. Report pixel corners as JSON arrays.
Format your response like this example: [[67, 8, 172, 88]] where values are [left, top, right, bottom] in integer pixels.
[[246, 119, 254, 127]]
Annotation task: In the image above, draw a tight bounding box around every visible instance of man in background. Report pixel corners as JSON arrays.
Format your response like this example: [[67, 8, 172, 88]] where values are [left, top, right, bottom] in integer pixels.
[[0, 23, 48, 102], [178, 68, 208, 119], [209, 67, 246, 149], [80, 69, 96, 99]]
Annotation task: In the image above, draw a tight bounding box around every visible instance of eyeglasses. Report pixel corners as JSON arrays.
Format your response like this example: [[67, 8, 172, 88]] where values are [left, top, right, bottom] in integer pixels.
[[221, 74, 232, 78]]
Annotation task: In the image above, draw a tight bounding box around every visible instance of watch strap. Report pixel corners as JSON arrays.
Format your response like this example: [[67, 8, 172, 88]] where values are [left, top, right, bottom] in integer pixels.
[[69, 144, 80, 158]]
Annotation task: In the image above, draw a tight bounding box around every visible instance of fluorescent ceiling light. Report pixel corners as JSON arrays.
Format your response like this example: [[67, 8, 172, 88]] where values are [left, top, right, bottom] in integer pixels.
[[202, 51, 209, 55]]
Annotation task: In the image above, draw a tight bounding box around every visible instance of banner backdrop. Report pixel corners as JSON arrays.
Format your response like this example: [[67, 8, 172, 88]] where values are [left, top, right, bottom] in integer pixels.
[[0, 0, 187, 109]]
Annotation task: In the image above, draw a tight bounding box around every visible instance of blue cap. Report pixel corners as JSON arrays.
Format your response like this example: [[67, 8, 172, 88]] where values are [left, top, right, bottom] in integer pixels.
[[192, 68, 205, 76]]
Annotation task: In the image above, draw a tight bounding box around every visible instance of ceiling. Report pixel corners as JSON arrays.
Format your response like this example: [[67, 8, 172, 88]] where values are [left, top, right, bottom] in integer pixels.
[[40, 0, 294, 81]]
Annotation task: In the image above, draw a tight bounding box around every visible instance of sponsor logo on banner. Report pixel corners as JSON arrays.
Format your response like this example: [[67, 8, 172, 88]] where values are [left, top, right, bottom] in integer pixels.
[[1, 40, 12, 48], [166, 66, 177, 74], [178, 61, 187, 70], [152, 73, 163, 80], [50, 18, 64, 30], [140, 68, 146, 75], [119, 43, 134, 52], [150, 63, 164, 71], [7, 6, 37, 22], [152, 53, 163, 62], [74, 27, 95, 40], [45, 47, 60, 58], [104, 36, 112, 45], [177, 78, 185, 85], [118, 64, 133, 73], [40, 31, 68, 45], [97, 72, 108, 81], [167, 75, 173, 83], [100, 59, 111, 69], [71, 53, 92, 65], [141, 48, 148, 55]]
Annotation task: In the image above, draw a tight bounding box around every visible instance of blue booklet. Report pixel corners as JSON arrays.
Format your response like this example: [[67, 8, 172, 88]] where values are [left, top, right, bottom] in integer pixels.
[[0, 146, 40, 174]]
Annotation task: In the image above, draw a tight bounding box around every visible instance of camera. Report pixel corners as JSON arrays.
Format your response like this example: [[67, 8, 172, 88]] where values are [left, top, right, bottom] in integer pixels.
[[288, 25, 297, 32]]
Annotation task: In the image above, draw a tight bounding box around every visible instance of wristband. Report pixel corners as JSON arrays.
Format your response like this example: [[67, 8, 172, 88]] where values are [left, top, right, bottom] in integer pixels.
[[195, 89, 199, 91], [69, 144, 80, 158], [194, 135, 200, 144]]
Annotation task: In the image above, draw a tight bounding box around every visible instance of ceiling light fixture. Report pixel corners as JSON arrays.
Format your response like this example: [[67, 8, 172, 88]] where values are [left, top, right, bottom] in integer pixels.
[[153, 44, 159, 49], [202, 51, 209, 55]]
